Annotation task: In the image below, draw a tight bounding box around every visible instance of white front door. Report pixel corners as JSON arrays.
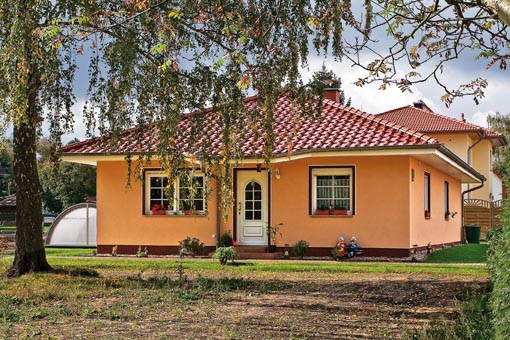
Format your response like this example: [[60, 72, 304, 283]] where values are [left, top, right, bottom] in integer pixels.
[[236, 171, 268, 245]]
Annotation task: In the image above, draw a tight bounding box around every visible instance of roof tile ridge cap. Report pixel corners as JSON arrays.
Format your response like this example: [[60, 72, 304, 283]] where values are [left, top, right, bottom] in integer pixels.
[[59, 134, 107, 152], [416, 106, 504, 137], [375, 105, 413, 116], [354, 108, 439, 144], [413, 106, 484, 130]]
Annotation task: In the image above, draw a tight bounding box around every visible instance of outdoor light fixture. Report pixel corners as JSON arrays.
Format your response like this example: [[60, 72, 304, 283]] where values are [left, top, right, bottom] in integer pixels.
[[274, 168, 281, 180], [411, 168, 415, 182], [256, 164, 262, 172]]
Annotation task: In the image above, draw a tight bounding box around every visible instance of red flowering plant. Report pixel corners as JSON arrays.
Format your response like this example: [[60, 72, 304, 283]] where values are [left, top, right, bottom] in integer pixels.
[[151, 203, 166, 215]]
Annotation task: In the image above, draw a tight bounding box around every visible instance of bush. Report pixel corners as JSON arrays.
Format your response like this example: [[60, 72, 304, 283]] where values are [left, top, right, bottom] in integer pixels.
[[212, 246, 238, 265], [292, 240, 309, 258], [218, 232, 233, 247], [403, 293, 493, 340], [178, 237, 205, 257]]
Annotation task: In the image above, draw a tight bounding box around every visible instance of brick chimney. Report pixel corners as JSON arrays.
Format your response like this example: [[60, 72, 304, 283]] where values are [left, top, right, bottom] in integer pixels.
[[324, 88, 341, 103]]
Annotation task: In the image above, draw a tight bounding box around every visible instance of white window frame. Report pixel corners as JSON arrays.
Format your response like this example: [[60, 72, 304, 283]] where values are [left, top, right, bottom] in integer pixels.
[[144, 170, 206, 215], [310, 166, 354, 215], [424, 172, 431, 218]]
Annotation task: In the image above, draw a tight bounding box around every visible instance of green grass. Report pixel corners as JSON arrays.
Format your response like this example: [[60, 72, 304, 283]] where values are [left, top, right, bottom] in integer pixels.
[[0, 256, 483, 277], [0, 225, 51, 232], [425, 244, 488, 263], [44, 248, 96, 256]]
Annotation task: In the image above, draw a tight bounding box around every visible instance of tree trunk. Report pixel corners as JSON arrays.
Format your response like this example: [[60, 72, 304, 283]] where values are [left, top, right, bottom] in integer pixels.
[[6, 67, 51, 277]]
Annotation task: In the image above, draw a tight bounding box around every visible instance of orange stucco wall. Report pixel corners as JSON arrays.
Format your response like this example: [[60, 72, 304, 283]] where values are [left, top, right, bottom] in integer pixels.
[[409, 158, 462, 247], [269, 156, 410, 250], [428, 132, 494, 200], [96, 155, 463, 252], [471, 139, 492, 200], [97, 161, 219, 247]]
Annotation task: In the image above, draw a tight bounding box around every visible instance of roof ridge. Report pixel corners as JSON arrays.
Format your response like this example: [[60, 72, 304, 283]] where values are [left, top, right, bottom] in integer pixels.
[[325, 99, 438, 145], [377, 104, 504, 139]]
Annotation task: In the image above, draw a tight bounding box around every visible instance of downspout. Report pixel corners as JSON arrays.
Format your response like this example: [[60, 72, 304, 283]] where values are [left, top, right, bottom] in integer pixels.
[[461, 179, 485, 243], [466, 131, 487, 197], [216, 176, 221, 248]]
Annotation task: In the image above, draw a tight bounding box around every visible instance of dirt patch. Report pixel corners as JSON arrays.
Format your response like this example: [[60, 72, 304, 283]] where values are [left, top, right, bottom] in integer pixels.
[[1, 268, 488, 340]]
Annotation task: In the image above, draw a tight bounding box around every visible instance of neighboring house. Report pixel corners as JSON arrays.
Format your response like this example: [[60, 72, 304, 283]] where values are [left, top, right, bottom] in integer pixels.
[[376, 101, 507, 202], [0, 194, 16, 226], [61, 92, 484, 257], [491, 170, 504, 201]]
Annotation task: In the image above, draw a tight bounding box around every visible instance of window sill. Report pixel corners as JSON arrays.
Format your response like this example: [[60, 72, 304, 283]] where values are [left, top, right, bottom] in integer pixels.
[[146, 211, 207, 217], [310, 214, 355, 217]]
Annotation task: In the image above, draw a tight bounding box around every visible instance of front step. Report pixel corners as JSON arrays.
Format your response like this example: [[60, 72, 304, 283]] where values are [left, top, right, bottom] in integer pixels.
[[235, 245, 267, 253], [237, 252, 283, 260], [235, 245, 283, 260]]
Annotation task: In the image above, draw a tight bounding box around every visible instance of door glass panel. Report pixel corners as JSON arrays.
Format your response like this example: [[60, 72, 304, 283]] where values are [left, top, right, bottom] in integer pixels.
[[245, 181, 262, 221]]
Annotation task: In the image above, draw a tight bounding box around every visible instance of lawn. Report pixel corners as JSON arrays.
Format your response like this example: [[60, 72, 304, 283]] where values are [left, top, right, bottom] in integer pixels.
[[425, 243, 488, 263], [0, 256, 488, 340]]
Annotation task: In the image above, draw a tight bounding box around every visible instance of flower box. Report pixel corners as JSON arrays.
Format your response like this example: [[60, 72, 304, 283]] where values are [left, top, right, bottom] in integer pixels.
[[333, 209, 348, 215], [315, 209, 330, 215]]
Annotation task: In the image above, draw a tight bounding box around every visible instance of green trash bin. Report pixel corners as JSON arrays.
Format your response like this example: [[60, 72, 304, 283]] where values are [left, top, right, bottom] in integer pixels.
[[464, 225, 481, 244]]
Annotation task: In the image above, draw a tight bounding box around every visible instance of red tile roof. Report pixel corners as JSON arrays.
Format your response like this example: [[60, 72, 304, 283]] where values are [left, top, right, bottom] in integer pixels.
[[61, 95, 440, 157], [376, 105, 505, 143]]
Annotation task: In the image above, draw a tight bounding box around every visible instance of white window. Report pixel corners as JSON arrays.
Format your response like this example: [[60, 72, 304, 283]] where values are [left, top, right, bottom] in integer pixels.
[[444, 181, 450, 220], [310, 167, 354, 215], [424, 172, 431, 218], [144, 170, 205, 215]]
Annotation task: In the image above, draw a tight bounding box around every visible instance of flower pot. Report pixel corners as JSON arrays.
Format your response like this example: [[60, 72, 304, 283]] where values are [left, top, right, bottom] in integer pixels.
[[184, 209, 193, 215], [152, 210, 166, 215]]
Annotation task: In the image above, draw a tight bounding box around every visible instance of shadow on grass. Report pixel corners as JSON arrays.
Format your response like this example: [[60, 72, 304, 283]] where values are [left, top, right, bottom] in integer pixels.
[[52, 267, 100, 277], [228, 262, 255, 267]]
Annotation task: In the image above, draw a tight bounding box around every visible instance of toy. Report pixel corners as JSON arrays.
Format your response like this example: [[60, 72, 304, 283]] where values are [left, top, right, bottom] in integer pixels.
[[332, 236, 361, 260]]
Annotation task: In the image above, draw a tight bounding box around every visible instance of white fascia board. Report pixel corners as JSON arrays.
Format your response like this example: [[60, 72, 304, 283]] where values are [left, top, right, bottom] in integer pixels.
[[61, 147, 480, 182]]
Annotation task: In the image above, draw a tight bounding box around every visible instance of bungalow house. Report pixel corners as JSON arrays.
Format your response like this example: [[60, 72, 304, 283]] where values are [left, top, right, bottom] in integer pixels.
[[376, 101, 507, 201], [61, 92, 485, 257]]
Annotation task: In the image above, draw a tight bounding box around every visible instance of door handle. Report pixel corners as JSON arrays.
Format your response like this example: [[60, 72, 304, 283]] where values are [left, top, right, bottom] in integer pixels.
[[238, 202, 242, 215]]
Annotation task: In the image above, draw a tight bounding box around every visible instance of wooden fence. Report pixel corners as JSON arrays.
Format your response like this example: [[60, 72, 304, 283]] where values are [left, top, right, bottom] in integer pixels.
[[463, 199, 505, 238]]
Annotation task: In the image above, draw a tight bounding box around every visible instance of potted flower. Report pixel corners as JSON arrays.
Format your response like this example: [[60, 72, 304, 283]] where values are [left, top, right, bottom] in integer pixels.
[[182, 201, 194, 215], [333, 204, 348, 215], [266, 222, 283, 252], [151, 203, 166, 215], [315, 204, 330, 215]]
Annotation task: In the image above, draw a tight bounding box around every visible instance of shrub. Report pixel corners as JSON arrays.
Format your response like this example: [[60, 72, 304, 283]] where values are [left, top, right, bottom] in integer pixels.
[[218, 232, 233, 247], [212, 246, 238, 265], [403, 292, 493, 340], [178, 237, 205, 257], [292, 240, 309, 258]]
